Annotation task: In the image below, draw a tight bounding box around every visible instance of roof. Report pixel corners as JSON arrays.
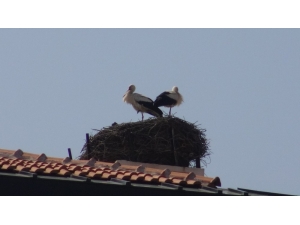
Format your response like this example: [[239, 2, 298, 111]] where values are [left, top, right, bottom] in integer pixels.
[[0, 148, 292, 196]]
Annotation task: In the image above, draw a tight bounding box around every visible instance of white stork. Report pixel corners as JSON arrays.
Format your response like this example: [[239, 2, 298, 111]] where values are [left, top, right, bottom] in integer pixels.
[[154, 86, 183, 116], [123, 84, 163, 121]]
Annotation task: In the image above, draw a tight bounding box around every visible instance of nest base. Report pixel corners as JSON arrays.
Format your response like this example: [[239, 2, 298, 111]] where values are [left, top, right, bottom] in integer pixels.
[[80, 116, 210, 168]]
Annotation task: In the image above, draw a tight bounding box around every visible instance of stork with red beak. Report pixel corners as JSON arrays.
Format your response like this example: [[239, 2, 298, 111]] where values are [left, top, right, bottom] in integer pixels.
[[123, 84, 163, 121], [154, 86, 183, 116]]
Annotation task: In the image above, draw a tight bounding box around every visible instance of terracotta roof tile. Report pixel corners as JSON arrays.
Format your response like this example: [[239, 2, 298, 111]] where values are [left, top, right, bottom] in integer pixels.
[[30, 166, 45, 173], [74, 170, 88, 176], [158, 177, 172, 183], [2, 164, 17, 170], [110, 171, 123, 176], [0, 148, 221, 190], [58, 169, 72, 176], [86, 171, 103, 179], [49, 163, 60, 167], [16, 165, 30, 172], [130, 174, 147, 182], [67, 165, 82, 172], [186, 180, 202, 188], [171, 178, 187, 186], [124, 171, 138, 177], [144, 175, 159, 183], [44, 167, 59, 174], [207, 177, 221, 188], [39, 164, 53, 170], [0, 161, 8, 167], [54, 165, 67, 170], [101, 171, 115, 179], [81, 168, 93, 173], [116, 173, 131, 180], [170, 171, 196, 180], [11, 161, 23, 166], [195, 175, 216, 185]]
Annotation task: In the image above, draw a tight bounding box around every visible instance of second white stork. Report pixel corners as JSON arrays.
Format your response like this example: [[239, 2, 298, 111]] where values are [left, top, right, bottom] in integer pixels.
[[123, 84, 163, 121], [154, 86, 183, 116]]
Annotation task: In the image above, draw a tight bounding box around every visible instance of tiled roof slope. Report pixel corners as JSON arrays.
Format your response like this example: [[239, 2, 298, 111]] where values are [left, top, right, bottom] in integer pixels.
[[0, 148, 221, 190], [1, 148, 292, 196]]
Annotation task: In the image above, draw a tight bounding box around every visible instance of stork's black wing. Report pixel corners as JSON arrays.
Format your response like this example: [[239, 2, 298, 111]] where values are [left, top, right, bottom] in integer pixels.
[[154, 92, 177, 107]]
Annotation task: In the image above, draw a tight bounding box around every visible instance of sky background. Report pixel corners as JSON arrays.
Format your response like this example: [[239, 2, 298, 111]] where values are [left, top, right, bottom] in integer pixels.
[[1, 29, 300, 195]]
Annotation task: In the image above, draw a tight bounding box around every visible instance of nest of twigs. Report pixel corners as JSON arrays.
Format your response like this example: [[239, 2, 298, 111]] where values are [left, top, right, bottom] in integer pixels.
[[79, 116, 211, 168]]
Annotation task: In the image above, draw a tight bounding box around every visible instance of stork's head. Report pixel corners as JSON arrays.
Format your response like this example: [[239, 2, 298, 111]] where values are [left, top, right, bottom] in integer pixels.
[[172, 86, 179, 92], [128, 84, 136, 92]]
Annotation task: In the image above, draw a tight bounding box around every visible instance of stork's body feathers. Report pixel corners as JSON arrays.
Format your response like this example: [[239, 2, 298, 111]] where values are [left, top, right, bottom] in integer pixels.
[[123, 85, 163, 121], [154, 86, 183, 116]]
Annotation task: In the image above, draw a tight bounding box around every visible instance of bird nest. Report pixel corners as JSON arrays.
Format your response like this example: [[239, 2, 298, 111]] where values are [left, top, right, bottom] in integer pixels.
[[79, 116, 211, 168]]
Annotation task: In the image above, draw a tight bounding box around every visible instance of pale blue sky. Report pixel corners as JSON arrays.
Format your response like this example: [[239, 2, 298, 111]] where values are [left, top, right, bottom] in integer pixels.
[[1, 29, 300, 195]]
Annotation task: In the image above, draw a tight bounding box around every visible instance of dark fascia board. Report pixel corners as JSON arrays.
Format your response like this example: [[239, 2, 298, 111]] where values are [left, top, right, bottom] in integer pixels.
[[0, 171, 226, 196], [237, 188, 295, 196], [1, 172, 285, 196]]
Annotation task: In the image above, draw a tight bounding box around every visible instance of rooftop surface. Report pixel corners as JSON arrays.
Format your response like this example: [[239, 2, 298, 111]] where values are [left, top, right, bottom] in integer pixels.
[[0, 148, 292, 196]]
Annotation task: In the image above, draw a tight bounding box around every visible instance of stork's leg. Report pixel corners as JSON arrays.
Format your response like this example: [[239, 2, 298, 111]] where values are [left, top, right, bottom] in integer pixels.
[[142, 113, 144, 121], [169, 107, 171, 116]]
